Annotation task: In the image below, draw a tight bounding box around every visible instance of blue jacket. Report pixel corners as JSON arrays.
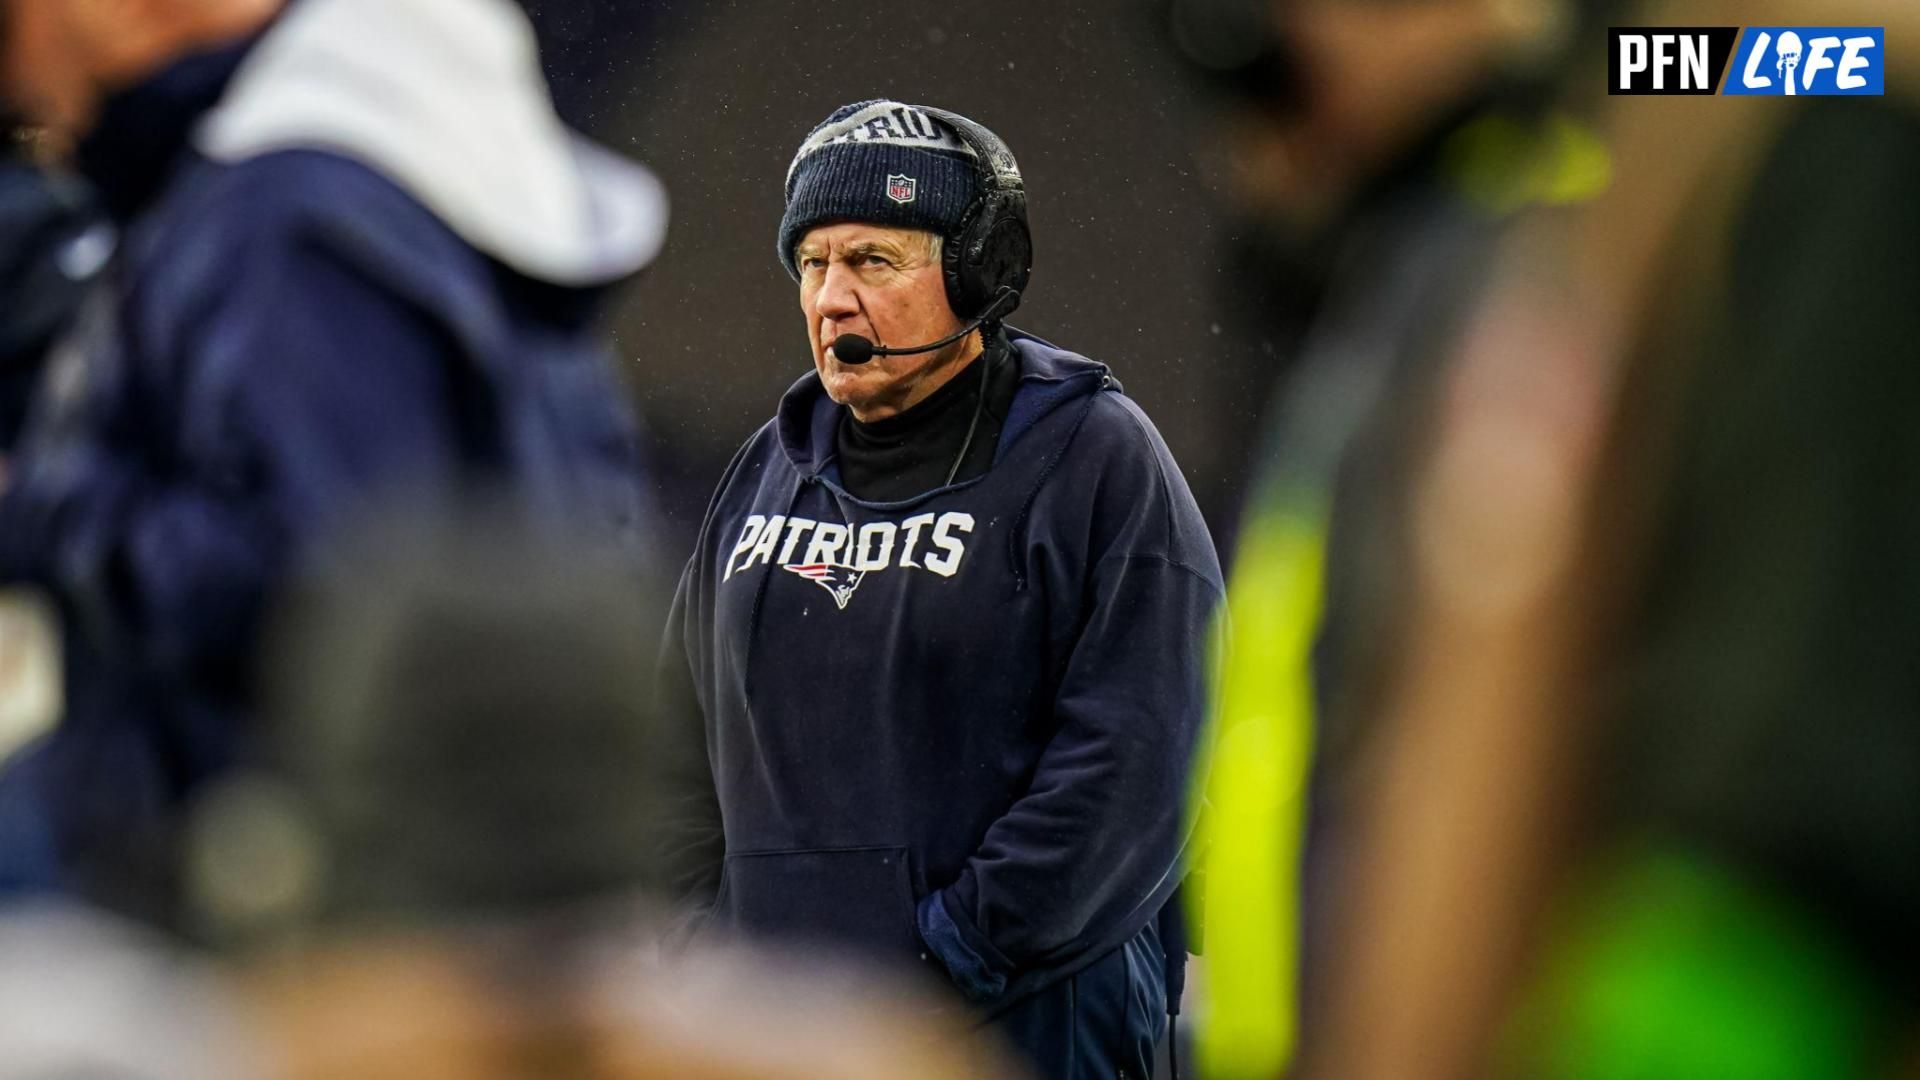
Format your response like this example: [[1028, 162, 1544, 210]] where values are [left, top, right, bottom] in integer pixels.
[[663, 331, 1224, 1016], [0, 0, 664, 901]]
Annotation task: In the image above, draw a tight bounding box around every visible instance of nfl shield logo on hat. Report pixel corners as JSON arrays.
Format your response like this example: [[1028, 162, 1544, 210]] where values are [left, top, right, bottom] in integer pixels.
[[886, 174, 916, 204]]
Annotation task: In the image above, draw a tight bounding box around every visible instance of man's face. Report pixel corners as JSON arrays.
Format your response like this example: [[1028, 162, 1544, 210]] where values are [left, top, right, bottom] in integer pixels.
[[797, 221, 972, 423]]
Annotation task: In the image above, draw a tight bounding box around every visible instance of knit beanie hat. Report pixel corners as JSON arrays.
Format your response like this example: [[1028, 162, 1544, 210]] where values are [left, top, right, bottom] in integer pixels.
[[777, 100, 982, 279]]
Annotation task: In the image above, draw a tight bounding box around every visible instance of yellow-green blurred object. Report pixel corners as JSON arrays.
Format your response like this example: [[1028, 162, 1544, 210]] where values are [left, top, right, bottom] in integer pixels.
[[1443, 112, 1613, 215], [1192, 500, 1328, 1079], [1504, 846, 1887, 1080]]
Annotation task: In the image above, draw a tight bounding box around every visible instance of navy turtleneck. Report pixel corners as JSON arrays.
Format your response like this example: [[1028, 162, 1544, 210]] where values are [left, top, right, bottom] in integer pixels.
[[835, 328, 1019, 502]]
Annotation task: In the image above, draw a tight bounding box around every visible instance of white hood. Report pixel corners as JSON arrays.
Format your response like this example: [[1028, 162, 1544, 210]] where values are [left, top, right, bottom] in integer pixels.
[[196, 0, 667, 286]]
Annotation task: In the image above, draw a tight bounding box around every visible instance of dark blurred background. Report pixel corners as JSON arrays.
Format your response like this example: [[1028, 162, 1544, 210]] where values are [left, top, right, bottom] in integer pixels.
[[523, 0, 1275, 552]]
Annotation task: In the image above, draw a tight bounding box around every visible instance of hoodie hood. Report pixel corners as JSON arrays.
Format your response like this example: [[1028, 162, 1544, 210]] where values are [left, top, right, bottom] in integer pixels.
[[196, 0, 667, 287], [774, 327, 1117, 486]]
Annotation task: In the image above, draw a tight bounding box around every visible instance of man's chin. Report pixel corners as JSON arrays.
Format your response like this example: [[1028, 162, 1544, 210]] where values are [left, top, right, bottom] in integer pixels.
[[819, 369, 867, 407], [825, 371, 906, 421]]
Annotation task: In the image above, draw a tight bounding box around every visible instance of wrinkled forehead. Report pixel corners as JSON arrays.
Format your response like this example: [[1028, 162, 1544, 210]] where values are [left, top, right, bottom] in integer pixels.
[[785, 102, 974, 187], [793, 221, 937, 256]]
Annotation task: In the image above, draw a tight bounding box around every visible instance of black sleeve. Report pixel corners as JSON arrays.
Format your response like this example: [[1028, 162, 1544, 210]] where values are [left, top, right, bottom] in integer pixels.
[[653, 554, 727, 912]]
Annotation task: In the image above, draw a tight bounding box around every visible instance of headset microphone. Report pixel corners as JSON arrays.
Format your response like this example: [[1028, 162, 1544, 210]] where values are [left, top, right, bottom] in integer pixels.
[[829, 287, 1019, 366]]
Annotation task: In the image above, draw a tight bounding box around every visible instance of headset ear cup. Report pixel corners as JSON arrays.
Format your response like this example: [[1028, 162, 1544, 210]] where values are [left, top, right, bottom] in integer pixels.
[[913, 104, 1032, 321], [942, 205, 974, 317], [981, 209, 1032, 318], [944, 191, 1031, 320]]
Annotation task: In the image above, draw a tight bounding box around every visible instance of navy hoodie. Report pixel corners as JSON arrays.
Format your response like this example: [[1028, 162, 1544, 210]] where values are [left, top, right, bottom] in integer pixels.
[[662, 330, 1224, 1012], [0, 0, 664, 903]]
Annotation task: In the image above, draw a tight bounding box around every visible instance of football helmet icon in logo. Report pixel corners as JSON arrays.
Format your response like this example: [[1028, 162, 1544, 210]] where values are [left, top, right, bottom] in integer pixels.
[[784, 563, 868, 610]]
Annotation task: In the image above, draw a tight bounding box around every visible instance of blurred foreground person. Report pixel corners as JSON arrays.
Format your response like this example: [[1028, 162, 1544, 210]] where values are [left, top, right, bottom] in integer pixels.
[[661, 100, 1223, 1078], [201, 517, 1021, 1080], [0, 0, 664, 914], [1166, 0, 1604, 1073], [1300, 2, 1920, 1077]]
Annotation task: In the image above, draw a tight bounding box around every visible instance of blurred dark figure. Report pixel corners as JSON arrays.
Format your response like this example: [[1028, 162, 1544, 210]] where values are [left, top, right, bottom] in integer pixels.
[[0, 0, 663, 919], [186, 515, 1023, 1079], [1167, 0, 1605, 1074], [1285, 2, 1920, 1078], [196, 514, 675, 939]]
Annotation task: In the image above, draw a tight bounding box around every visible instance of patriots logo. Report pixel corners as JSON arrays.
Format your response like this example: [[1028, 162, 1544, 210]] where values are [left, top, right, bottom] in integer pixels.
[[783, 562, 868, 610]]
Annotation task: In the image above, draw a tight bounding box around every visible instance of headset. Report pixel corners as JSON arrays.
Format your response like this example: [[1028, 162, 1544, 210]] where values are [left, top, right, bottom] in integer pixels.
[[921, 104, 1033, 325], [829, 105, 1033, 365], [821, 107, 1033, 486]]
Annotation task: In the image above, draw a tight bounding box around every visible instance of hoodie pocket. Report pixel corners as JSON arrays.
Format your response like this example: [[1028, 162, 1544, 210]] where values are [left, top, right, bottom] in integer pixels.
[[718, 845, 919, 961]]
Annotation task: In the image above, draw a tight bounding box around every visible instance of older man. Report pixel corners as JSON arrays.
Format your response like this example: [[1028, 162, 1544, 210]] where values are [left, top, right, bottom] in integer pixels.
[[661, 100, 1223, 1078], [0, 0, 663, 906]]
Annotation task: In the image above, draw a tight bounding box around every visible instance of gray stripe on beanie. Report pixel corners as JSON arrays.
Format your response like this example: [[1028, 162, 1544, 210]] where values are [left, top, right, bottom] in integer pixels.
[[785, 100, 976, 189]]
